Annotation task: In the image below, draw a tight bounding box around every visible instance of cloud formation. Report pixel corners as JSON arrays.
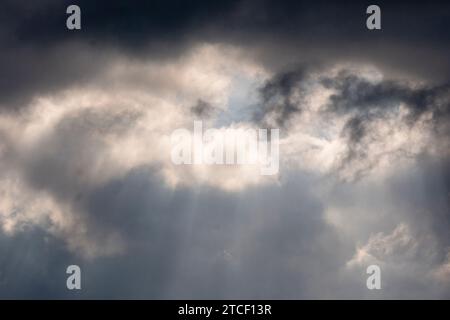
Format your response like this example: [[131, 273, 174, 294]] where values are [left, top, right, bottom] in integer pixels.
[[0, 0, 449, 299]]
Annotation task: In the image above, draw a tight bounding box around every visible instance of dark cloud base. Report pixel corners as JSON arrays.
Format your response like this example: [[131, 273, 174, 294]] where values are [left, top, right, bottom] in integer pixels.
[[2, 0, 450, 109], [1, 163, 449, 299], [0, 168, 353, 299]]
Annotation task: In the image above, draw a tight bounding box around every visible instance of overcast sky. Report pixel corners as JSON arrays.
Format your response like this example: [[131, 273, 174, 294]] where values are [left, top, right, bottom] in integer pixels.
[[0, 0, 449, 299]]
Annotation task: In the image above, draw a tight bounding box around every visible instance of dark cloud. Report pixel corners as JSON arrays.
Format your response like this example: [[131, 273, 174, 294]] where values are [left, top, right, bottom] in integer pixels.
[[2, 0, 450, 109], [254, 64, 450, 180], [2, 163, 449, 298], [0, 227, 77, 299], [0, 168, 355, 299], [254, 67, 308, 128], [191, 99, 217, 118], [1, 0, 239, 109], [1, 0, 450, 299], [323, 72, 450, 175], [256, 66, 450, 128], [323, 72, 450, 120]]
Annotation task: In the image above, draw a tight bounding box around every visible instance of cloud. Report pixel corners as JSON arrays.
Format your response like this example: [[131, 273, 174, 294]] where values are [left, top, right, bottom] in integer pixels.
[[0, 0, 449, 299], [0, 44, 275, 258], [253, 64, 449, 181], [433, 252, 450, 284], [346, 224, 425, 268], [345, 223, 450, 298], [2, 1, 450, 110]]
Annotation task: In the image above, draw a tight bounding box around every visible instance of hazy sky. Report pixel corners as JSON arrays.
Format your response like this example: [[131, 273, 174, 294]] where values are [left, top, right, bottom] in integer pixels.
[[0, 0, 449, 298]]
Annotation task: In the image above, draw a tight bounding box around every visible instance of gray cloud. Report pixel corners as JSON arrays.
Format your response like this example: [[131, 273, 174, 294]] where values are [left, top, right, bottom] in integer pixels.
[[324, 72, 450, 177], [2, 0, 450, 110], [0, 168, 352, 298], [2, 162, 449, 298], [0, 0, 449, 299], [191, 99, 217, 118], [254, 65, 449, 179], [254, 67, 309, 128]]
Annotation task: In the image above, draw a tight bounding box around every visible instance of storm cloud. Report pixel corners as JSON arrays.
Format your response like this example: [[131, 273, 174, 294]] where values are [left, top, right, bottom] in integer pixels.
[[2, 0, 450, 108], [0, 0, 449, 299]]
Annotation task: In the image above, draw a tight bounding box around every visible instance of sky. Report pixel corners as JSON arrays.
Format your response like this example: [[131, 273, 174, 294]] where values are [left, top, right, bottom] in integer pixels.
[[0, 0, 449, 299]]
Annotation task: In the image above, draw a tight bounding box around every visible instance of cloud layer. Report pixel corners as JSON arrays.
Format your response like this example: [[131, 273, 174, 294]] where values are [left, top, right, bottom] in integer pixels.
[[0, 0, 449, 298]]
